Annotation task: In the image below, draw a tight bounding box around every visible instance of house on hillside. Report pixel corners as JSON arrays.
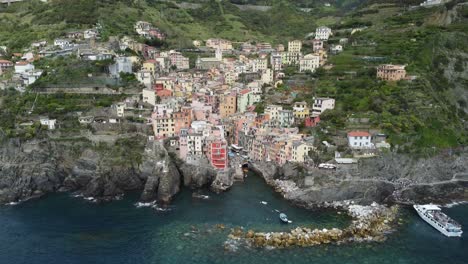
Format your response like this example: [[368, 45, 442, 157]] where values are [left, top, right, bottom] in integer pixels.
[[0, 59, 13, 73], [376, 64, 406, 81], [288, 40, 302, 53], [54, 39, 71, 49], [299, 54, 320, 72], [109, 57, 133, 77], [312, 98, 335, 115], [347, 131, 372, 149], [315, 26, 332, 40], [84, 29, 99, 39], [39, 117, 56, 130], [330, 44, 343, 54], [14, 61, 34, 74]]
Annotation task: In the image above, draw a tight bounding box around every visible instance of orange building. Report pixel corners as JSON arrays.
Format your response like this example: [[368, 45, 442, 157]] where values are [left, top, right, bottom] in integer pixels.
[[173, 107, 192, 136], [219, 93, 237, 118]]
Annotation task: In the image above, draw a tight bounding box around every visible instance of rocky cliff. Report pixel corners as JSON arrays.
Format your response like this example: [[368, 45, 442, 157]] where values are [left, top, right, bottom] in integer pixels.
[[0, 136, 215, 204], [251, 151, 468, 206]]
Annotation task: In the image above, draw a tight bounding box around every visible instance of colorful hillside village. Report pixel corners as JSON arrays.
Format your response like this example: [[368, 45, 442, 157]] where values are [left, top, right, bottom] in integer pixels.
[[0, 22, 398, 175]]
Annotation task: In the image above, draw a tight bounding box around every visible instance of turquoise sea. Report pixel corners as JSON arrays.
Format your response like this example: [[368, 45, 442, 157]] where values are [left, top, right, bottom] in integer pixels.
[[0, 173, 466, 264]]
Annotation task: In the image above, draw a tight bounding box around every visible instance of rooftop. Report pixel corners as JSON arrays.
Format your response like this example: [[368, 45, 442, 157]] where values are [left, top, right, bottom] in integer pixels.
[[348, 131, 370, 137]]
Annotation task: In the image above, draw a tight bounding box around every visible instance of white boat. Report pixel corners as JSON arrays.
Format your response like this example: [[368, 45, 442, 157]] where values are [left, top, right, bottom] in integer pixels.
[[414, 204, 463, 237]]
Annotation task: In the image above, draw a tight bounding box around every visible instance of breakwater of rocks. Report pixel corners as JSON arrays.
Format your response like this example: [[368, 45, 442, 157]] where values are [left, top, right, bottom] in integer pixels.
[[224, 203, 399, 251]]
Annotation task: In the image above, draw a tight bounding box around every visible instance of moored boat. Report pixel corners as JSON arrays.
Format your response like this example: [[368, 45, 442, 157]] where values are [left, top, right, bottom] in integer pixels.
[[414, 204, 463, 237], [279, 213, 292, 224]]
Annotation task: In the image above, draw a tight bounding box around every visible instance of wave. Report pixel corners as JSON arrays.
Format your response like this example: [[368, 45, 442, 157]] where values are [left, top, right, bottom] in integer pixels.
[[444, 201, 468, 208], [134, 201, 173, 212]]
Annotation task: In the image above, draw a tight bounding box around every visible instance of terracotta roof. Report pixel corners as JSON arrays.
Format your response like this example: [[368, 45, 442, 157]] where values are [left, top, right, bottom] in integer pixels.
[[15, 61, 29, 65], [145, 59, 157, 63], [0, 60, 12, 64], [348, 131, 370, 137], [239, 89, 250, 95]]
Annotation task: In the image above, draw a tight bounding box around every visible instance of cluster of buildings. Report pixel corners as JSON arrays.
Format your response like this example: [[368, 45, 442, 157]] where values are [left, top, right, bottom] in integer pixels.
[[0, 20, 400, 171], [134, 21, 166, 40]]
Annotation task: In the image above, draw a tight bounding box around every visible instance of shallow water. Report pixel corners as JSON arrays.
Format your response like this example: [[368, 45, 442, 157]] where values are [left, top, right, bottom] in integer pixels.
[[0, 173, 466, 264]]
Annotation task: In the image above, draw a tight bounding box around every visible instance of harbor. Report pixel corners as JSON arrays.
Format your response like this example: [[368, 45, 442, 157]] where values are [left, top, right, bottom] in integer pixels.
[[0, 173, 467, 264]]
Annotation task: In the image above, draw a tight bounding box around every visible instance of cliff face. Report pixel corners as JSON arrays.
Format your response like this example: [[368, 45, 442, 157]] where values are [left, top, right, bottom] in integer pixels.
[[251, 151, 468, 206], [0, 136, 208, 204]]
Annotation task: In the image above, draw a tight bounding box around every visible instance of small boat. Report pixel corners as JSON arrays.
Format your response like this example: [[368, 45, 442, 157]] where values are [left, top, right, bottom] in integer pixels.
[[414, 204, 463, 237], [279, 213, 292, 224], [260, 201, 268, 205]]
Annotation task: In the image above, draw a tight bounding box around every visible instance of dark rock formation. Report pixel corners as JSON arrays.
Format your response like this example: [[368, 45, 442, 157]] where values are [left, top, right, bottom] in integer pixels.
[[0, 136, 184, 204], [251, 151, 468, 206]]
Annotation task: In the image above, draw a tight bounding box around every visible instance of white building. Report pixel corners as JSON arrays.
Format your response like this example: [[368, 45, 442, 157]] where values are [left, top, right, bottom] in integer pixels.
[[270, 52, 283, 71], [330, 44, 343, 54], [288, 40, 302, 53], [279, 110, 294, 127], [261, 69, 274, 85], [347, 131, 372, 149], [312, 98, 335, 114], [39, 117, 56, 130], [315, 26, 332, 40], [14, 62, 35, 74], [299, 54, 320, 72], [109, 57, 133, 77], [251, 58, 267, 73], [265, 105, 283, 122], [54, 39, 71, 49], [187, 133, 203, 156], [136, 70, 153, 88], [84, 29, 99, 39], [20, 70, 43, 86], [420, 0, 444, 7], [116, 103, 126, 117], [142, 88, 156, 106]]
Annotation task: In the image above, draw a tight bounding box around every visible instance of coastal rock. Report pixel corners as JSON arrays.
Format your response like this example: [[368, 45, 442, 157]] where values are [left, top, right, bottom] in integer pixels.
[[235, 204, 398, 249], [250, 150, 468, 206], [0, 136, 180, 204], [178, 158, 217, 189], [140, 140, 180, 203]]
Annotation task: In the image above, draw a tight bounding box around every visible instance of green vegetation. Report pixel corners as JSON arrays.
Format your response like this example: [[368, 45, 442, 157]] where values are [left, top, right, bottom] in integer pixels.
[[307, 3, 468, 154], [0, 88, 125, 138], [94, 135, 146, 166], [31, 56, 113, 88]]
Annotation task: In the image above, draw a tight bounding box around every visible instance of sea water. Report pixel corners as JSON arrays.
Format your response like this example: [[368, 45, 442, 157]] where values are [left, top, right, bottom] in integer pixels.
[[0, 173, 466, 264]]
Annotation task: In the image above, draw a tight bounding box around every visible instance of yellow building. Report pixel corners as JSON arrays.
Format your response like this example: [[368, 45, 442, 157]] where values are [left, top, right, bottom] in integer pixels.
[[288, 40, 302, 53], [293, 101, 310, 119], [142, 60, 157, 75], [291, 141, 315, 163]]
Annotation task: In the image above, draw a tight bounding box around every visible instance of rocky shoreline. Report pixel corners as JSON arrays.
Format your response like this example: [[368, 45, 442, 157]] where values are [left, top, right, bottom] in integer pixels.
[[249, 151, 468, 208], [0, 136, 216, 205], [0, 135, 467, 208]]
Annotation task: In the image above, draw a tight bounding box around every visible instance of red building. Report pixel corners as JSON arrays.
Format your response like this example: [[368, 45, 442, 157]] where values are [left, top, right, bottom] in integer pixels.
[[207, 138, 228, 169], [156, 89, 172, 98], [154, 83, 164, 91], [305, 115, 320, 127]]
